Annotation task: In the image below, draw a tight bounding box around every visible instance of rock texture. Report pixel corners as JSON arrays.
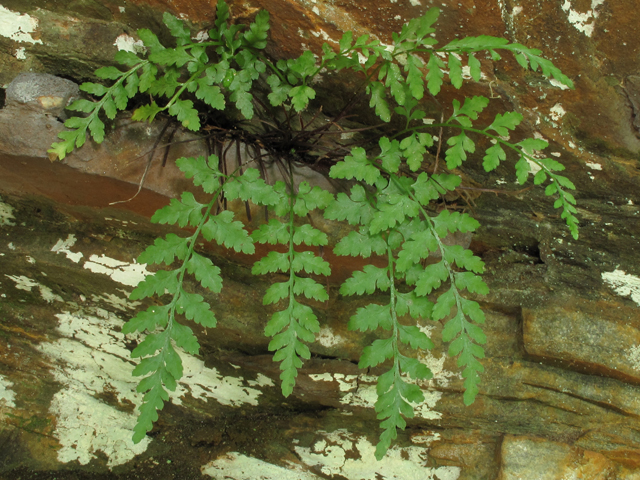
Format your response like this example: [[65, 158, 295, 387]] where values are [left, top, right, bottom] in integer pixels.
[[0, 0, 640, 479]]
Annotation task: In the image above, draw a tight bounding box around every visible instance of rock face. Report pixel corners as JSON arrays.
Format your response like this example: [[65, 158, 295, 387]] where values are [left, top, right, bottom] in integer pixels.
[[1, 1, 640, 479]]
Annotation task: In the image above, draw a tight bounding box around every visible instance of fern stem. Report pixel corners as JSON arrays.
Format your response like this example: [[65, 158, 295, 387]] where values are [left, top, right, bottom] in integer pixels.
[[163, 66, 207, 111]]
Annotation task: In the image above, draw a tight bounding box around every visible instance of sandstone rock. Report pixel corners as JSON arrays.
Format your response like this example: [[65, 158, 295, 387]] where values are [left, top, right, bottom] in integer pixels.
[[0, 108, 65, 159], [2, 150, 640, 478], [523, 299, 640, 384], [1, 0, 640, 478], [498, 435, 620, 480]]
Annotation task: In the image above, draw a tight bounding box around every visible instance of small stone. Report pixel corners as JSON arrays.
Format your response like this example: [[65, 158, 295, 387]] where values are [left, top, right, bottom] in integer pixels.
[[5, 72, 79, 118]]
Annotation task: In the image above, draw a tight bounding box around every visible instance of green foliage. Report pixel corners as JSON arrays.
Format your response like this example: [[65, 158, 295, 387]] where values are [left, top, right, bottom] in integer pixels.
[[251, 180, 331, 396], [48, 0, 270, 160], [51, 0, 579, 459]]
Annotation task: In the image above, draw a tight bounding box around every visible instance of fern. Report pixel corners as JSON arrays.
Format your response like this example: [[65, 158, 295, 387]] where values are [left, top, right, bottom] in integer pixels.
[[251, 179, 333, 396], [327, 138, 488, 458], [50, 0, 578, 458]]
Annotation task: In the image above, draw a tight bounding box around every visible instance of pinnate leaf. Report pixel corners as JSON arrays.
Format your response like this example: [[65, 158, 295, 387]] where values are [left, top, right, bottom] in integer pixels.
[[360, 338, 394, 368], [176, 290, 217, 328], [348, 303, 392, 332], [449, 53, 463, 88], [334, 230, 386, 258], [186, 252, 223, 292], [123, 305, 170, 334], [176, 155, 222, 194], [289, 85, 316, 112], [483, 143, 506, 171], [132, 371, 168, 443], [341, 265, 390, 296], [253, 251, 289, 274], [80, 82, 108, 96], [138, 233, 189, 265], [267, 74, 291, 106], [324, 185, 374, 226], [432, 210, 480, 238], [263, 282, 290, 305], [445, 131, 475, 169], [169, 99, 200, 131], [130, 269, 179, 300], [171, 321, 200, 354], [432, 287, 456, 321], [368, 81, 391, 122], [443, 245, 484, 273], [415, 261, 449, 295], [468, 53, 481, 81], [132, 101, 163, 124], [398, 325, 433, 350], [426, 54, 445, 95], [152, 192, 205, 227], [196, 80, 225, 110], [252, 219, 290, 245], [396, 292, 433, 318], [292, 224, 329, 247], [293, 184, 334, 216], [223, 168, 280, 206], [95, 66, 124, 80], [201, 211, 254, 254], [163, 12, 190, 44], [293, 276, 328, 301], [515, 156, 530, 185], [292, 251, 331, 275], [486, 111, 522, 136], [329, 147, 380, 185], [455, 272, 489, 294]]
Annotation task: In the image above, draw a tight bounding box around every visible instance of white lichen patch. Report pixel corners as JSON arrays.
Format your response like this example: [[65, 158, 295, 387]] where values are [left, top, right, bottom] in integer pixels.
[[549, 103, 566, 122], [0, 201, 16, 226], [113, 34, 145, 54], [90, 292, 139, 312], [49, 387, 149, 467], [602, 269, 640, 307], [585, 162, 602, 170], [295, 429, 461, 479], [202, 452, 320, 479], [171, 355, 268, 407], [626, 345, 640, 371], [5, 274, 63, 303], [38, 312, 150, 467], [411, 431, 441, 445], [38, 309, 271, 467], [247, 373, 275, 388], [0, 375, 17, 408], [83, 254, 151, 287], [561, 0, 605, 37], [51, 234, 83, 263], [418, 350, 460, 388], [316, 327, 344, 347], [0, 5, 43, 44], [310, 28, 337, 44], [550, 79, 571, 91]]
